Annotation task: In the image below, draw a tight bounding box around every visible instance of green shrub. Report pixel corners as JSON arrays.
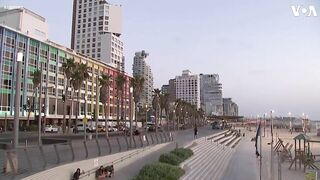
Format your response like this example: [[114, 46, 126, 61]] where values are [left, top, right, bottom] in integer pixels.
[[133, 162, 185, 180], [171, 148, 193, 161], [159, 152, 182, 165]]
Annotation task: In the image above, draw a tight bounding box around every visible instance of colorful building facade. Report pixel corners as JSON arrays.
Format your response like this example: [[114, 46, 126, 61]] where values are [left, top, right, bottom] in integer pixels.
[[0, 25, 132, 127]]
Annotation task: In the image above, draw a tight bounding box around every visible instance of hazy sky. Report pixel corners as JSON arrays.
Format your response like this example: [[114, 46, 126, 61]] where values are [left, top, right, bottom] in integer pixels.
[[1, 0, 320, 119]]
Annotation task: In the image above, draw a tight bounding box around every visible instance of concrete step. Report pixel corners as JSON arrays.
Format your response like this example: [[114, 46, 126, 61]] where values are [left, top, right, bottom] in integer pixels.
[[218, 135, 234, 145], [200, 148, 231, 179], [190, 139, 215, 154], [230, 137, 241, 148], [214, 132, 233, 142], [198, 147, 232, 180], [206, 130, 230, 141], [183, 146, 224, 180], [225, 135, 239, 147], [209, 147, 233, 180], [184, 143, 220, 168]]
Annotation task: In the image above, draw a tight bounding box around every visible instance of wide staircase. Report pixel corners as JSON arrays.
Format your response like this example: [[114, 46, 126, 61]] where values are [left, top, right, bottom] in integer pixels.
[[181, 129, 241, 180]]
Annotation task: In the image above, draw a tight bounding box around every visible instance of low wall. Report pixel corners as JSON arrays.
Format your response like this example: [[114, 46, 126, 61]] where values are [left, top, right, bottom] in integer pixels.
[[23, 142, 171, 180]]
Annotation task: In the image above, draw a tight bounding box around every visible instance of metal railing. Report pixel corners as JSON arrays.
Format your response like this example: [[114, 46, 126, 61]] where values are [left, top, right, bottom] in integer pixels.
[[0, 131, 174, 179]]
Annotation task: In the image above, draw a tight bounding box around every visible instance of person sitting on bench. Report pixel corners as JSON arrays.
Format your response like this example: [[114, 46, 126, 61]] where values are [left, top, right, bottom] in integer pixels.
[[104, 165, 114, 178]]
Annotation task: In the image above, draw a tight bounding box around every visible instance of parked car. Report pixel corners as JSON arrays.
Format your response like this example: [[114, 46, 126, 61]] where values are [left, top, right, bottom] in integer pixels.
[[44, 125, 58, 133], [107, 126, 118, 132], [97, 125, 106, 132], [74, 124, 96, 133], [211, 121, 220, 129]]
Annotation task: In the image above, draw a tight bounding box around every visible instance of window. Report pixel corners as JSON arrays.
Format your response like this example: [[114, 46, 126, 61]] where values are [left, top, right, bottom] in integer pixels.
[[49, 64, 56, 73], [49, 76, 56, 84]]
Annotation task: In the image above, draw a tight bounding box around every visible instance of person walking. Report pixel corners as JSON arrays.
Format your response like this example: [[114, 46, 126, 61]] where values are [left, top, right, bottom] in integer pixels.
[[194, 125, 198, 139]]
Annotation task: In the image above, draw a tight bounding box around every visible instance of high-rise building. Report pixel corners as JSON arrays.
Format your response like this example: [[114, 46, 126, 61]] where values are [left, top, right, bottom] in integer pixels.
[[161, 85, 169, 94], [168, 79, 176, 103], [0, 10, 132, 124], [132, 50, 154, 107], [175, 70, 200, 108], [223, 98, 238, 116], [200, 74, 223, 116], [0, 6, 48, 41], [71, 0, 124, 71]]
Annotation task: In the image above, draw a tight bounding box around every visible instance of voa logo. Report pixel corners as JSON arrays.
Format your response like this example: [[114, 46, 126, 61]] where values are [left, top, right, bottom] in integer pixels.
[[291, 5, 317, 17]]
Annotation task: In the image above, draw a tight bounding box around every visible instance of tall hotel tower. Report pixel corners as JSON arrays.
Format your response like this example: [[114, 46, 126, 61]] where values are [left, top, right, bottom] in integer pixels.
[[71, 0, 124, 71]]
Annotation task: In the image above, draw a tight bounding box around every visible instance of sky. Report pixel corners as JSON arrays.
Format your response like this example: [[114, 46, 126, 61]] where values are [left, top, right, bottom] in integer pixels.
[[1, 0, 320, 119]]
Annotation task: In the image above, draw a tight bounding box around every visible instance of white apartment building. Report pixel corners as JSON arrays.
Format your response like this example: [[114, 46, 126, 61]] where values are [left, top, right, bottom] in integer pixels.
[[0, 6, 48, 41], [175, 70, 200, 109], [132, 50, 154, 107], [71, 0, 124, 71], [223, 98, 239, 116], [200, 74, 223, 116]]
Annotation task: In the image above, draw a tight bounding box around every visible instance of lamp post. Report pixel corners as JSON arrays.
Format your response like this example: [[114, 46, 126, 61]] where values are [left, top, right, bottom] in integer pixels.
[[270, 110, 275, 180], [129, 87, 133, 148], [13, 52, 23, 148], [145, 104, 148, 132], [263, 113, 267, 137]]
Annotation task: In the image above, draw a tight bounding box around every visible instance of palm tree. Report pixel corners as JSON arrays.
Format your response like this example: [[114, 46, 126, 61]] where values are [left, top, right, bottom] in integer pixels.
[[99, 73, 112, 137], [70, 63, 89, 126], [115, 73, 126, 127], [131, 75, 145, 127], [174, 99, 182, 130], [27, 69, 41, 126], [159, 93, 169, 129], [62, 58, 75, 133], [152, 89, 161, 133], [163, 94, 170, 131]]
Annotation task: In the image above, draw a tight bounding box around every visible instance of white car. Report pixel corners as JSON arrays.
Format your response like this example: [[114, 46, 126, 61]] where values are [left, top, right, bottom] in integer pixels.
[[44, 125, 58, 133]]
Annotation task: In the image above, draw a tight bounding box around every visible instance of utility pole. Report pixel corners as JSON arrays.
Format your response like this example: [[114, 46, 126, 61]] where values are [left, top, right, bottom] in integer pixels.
[[38, 62, 43, 146], [13, 52, 23, 148], [129, 87, 133, 148], [260, 117, 262, 180], [95, 75, 99, 140], [270, 110, 274, 180]]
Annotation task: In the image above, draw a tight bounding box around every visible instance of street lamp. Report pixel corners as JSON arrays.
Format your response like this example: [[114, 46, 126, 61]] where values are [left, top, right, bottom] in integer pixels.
[[270, 109, 275, 180], [13, 52, 23, 148], [145, 104, 148, 132], [263, 113, 267, 137], [129, 87, 133, 148]]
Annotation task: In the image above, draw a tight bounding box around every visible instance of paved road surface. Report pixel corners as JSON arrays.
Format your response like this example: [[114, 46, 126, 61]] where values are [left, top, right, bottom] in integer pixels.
[[222, 130, 259, 180]]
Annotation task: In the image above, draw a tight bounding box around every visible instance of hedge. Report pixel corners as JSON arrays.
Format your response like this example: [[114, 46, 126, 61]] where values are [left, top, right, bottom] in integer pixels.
[[134, 148, 193, 180], [171, 148, 193, 161], [133, 162, 185, 180], [159, 152, 182, 166]]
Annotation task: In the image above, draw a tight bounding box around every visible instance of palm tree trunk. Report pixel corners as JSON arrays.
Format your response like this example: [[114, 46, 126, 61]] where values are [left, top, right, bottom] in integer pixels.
[[117, 92, 120, 127], [134, 103, 138, 128], [62, 80, 69, 134], [26, 90, 34, 127], [120, 91, 124, 127], [155, 109, 158, 134], [160, 109, 163, 126], [68, 90, 74, 134], [105, 104, 109, 138], [76, 91, 79, 124]]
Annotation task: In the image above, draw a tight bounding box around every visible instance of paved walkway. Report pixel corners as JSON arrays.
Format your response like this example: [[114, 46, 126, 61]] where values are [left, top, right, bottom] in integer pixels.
[[112, 126, 221, 180], [222, 131, 258, 180]]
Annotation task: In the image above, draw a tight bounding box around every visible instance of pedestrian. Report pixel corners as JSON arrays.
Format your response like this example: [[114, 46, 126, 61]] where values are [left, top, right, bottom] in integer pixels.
[[194, 125, 198, 139], [72, 168, 84, 180]]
